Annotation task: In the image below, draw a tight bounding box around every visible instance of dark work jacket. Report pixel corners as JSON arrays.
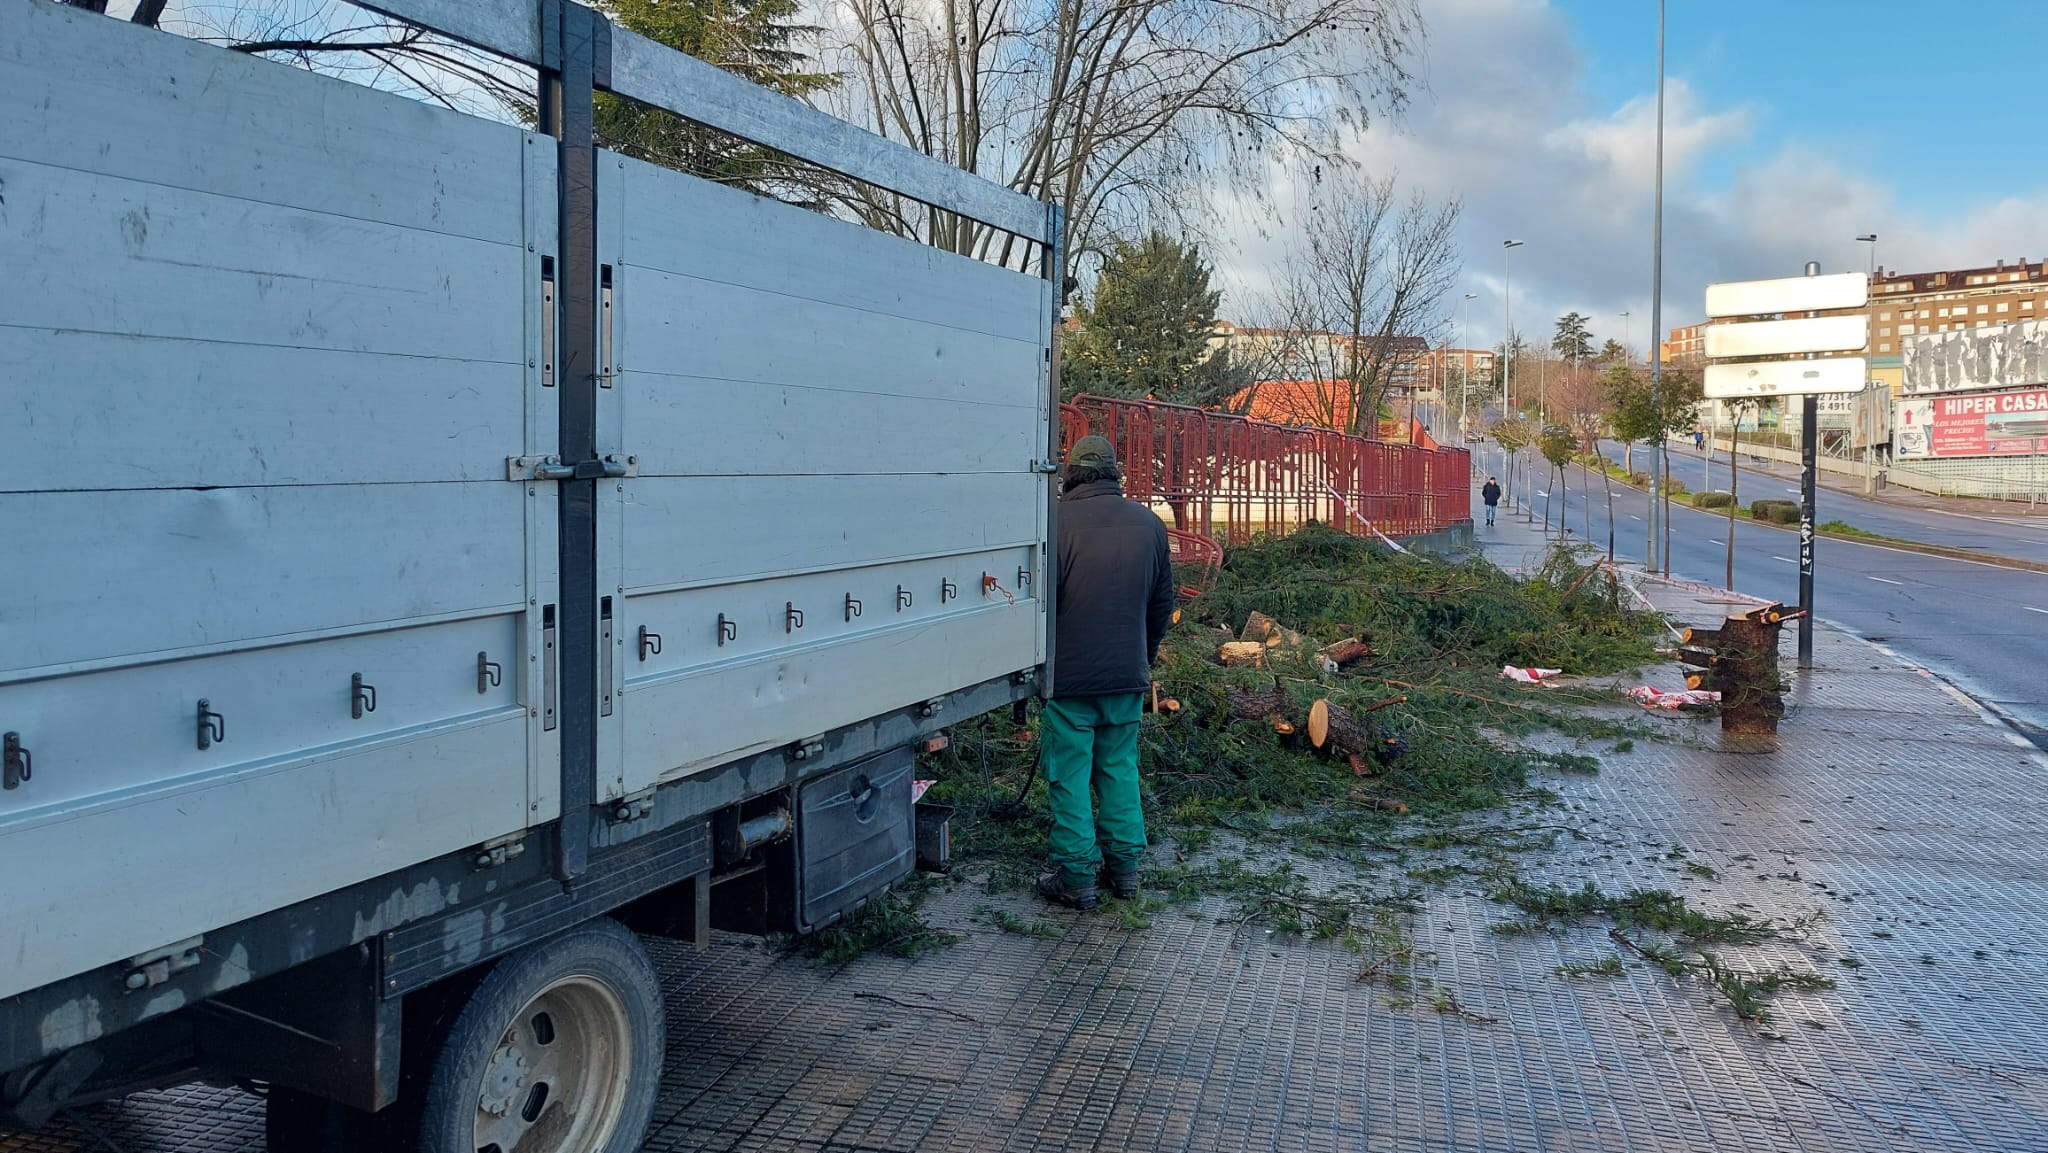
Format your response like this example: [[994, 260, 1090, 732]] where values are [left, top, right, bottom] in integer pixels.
[[1481, 482, 1501, 507], [1053, 480, 1176, 698]]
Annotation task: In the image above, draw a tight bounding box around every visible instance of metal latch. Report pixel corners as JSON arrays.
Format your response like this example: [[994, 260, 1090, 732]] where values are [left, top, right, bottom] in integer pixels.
[[1029, 459, 1062, 475], [473, 833, 528, 870], [123, 937, 204, 992], [789, 736, 825, 761], [507, 454, 639, 481], [608, 788, 656, 825]]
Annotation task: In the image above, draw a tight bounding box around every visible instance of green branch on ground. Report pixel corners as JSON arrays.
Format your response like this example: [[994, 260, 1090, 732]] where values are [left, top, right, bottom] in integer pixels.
[[1488, 879, 1834, 1022], [789, 887, 960, 965]]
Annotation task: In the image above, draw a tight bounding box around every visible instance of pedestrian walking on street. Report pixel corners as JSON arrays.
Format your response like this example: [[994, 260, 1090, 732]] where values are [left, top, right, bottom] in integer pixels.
[[1036, 435, 1176, 910], [1694, 429, 1706, 451], [1481, 476, 1501, 526]]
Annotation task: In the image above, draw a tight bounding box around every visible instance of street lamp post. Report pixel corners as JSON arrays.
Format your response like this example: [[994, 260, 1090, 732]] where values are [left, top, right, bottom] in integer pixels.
[[1503, 240, 1524, 516], [1503, 240, 1523, 424], [1459, 292, 1477, 439], [1647, 0, 1668, 574], [1857, 233, 1878, 494]]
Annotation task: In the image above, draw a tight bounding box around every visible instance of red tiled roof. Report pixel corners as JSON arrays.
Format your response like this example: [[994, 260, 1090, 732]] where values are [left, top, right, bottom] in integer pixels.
[[1229, 380, 1354, 430]]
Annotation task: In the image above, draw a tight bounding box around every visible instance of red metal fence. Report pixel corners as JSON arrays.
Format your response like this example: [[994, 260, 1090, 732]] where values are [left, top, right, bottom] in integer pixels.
[[1061, 394, 1471, 545]]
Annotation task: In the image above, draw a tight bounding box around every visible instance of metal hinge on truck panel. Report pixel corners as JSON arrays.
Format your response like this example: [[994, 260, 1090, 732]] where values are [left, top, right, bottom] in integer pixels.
[[540, 256, 555, 388], [600, 596, 614, 718], [122, 937, 204, 993], [473, 832, 528, 870], [540, 605, 558, 732], [598, 264, 614, 387], [506, 453, 638, 480], [607, 787, 654, 825]]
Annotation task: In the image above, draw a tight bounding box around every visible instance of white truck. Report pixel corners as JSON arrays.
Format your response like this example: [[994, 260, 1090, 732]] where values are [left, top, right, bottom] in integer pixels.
[[0, 2, 1059, 1149]]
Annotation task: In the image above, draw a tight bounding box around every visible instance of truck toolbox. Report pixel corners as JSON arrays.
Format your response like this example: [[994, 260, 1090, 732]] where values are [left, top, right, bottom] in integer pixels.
[[797, 746, 917, 931]]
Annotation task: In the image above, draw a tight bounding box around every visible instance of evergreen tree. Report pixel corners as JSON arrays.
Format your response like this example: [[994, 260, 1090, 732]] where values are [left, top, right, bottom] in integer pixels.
[[1063, 233, 1243, 405], [1552, 312, 1595, 363], [592, 0, 837, 192]]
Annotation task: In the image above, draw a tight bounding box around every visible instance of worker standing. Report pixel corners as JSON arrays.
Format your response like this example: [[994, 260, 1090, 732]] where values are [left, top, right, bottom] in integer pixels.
[[1037, 435, 1177, 910]]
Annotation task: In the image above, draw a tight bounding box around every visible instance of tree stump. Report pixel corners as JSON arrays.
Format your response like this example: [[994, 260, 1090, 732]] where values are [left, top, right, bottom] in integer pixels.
[[1318, 637, 1373, 669], [1219, 641, 1268, 668]]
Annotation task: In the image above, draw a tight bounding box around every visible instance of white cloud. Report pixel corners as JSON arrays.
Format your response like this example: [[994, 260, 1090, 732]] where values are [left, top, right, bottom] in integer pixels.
[[1210, 0, 2048, 354]]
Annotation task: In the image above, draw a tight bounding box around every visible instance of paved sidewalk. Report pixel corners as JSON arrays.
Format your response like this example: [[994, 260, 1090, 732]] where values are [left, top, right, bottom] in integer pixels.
[[9, 548, 2047, 1152]]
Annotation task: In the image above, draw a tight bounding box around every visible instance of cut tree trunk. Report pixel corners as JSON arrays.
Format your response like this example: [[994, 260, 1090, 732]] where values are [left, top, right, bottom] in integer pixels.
[[1224, 685, 1300, 744], [1318, 638, 1372, 668], [1242, 611, 1311, 651], [1225, 686, 1292, 721], [1308, 699, 1376, 763], [1219, 641, 1267, 668]]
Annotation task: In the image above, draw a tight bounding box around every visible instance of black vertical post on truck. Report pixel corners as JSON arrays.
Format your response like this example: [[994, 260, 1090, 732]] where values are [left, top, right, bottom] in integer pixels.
[[540, 0, 612, 882], [1039, 202, 1064, 700]]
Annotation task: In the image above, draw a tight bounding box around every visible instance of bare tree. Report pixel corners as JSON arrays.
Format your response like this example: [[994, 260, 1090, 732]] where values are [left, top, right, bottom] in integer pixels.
[[156, 2, 536, 118], [1258, 174, 1459, 436], [824, 0, 1424, 270]]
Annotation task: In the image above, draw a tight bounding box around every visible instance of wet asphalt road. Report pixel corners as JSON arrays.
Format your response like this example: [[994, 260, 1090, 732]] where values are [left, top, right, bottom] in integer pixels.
[[1474, 445, 2048, 749]]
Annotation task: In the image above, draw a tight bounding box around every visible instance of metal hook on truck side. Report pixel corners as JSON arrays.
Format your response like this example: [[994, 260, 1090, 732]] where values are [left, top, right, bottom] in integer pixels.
[[196, 700, 225, 751], [2, 732, 28, 790], [351, 673, 378, 720]]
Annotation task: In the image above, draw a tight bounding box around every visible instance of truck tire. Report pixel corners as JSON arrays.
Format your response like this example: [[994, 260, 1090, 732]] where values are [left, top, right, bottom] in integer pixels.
[[412, 918, 663, 1153]]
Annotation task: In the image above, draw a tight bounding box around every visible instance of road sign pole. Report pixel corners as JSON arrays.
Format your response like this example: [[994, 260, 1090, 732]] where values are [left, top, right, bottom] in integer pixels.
[[1798, 393, 1817, 669]]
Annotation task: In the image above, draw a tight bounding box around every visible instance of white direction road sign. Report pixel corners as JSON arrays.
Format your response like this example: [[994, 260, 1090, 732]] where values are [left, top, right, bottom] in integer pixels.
[[1705, 272, 1869, 318], [1704, 357, 1867, 399], [1704, 314, 1868, 358]]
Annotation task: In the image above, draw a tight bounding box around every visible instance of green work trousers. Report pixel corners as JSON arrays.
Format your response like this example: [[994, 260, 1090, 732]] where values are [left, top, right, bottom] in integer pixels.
[[1041, 693, 1147, 888]]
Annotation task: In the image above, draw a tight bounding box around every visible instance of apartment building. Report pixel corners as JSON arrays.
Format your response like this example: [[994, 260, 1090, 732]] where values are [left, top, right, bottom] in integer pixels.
[[1866, 257, 2047, 359], [1659, 322, 1707, 367]]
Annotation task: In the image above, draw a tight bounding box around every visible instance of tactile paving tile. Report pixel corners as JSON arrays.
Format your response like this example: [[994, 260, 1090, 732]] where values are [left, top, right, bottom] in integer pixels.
[[5, 578, 2045, 1153]]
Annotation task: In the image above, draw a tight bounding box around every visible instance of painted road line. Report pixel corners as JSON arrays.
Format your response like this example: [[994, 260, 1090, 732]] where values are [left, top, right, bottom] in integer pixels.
[[2027, 607, 2048, 615], [1774, 556, 1795, 564], [1709, 539, 1724, 546], [1630, 515, 1643, 521], [1868, 576, 1904, 585]]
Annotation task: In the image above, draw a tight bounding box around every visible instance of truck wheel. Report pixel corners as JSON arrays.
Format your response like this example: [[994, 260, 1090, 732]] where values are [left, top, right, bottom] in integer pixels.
[[412, 918, 663, 1153]]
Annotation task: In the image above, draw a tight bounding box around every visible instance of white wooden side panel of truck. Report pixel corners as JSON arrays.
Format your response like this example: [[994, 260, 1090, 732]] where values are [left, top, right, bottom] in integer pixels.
[[1, 3, 1054, 1140], [0, 0, 1048, 1037], [0, 1, 560, 1005], [593, 155, 1049, 797]]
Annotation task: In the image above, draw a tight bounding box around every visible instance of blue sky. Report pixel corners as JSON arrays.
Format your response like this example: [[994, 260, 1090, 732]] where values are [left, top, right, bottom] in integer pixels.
[[1218, 0, 2048, 349], [1564, 0, 2046, 221]]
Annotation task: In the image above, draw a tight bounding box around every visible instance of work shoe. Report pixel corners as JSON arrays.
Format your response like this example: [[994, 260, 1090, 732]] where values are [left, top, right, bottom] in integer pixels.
[[1036, 871, 1099, 911], [1102, 866, 1140, 900]]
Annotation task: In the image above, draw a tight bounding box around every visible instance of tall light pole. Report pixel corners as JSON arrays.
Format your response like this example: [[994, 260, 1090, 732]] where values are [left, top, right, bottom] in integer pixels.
[[1503, 240, 1524, 421], [1647, 0, 1667, 574], [1857, 233, 1878, 494], [1459, 291, 1477, 438], [1503, 240, 1525, 515]]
